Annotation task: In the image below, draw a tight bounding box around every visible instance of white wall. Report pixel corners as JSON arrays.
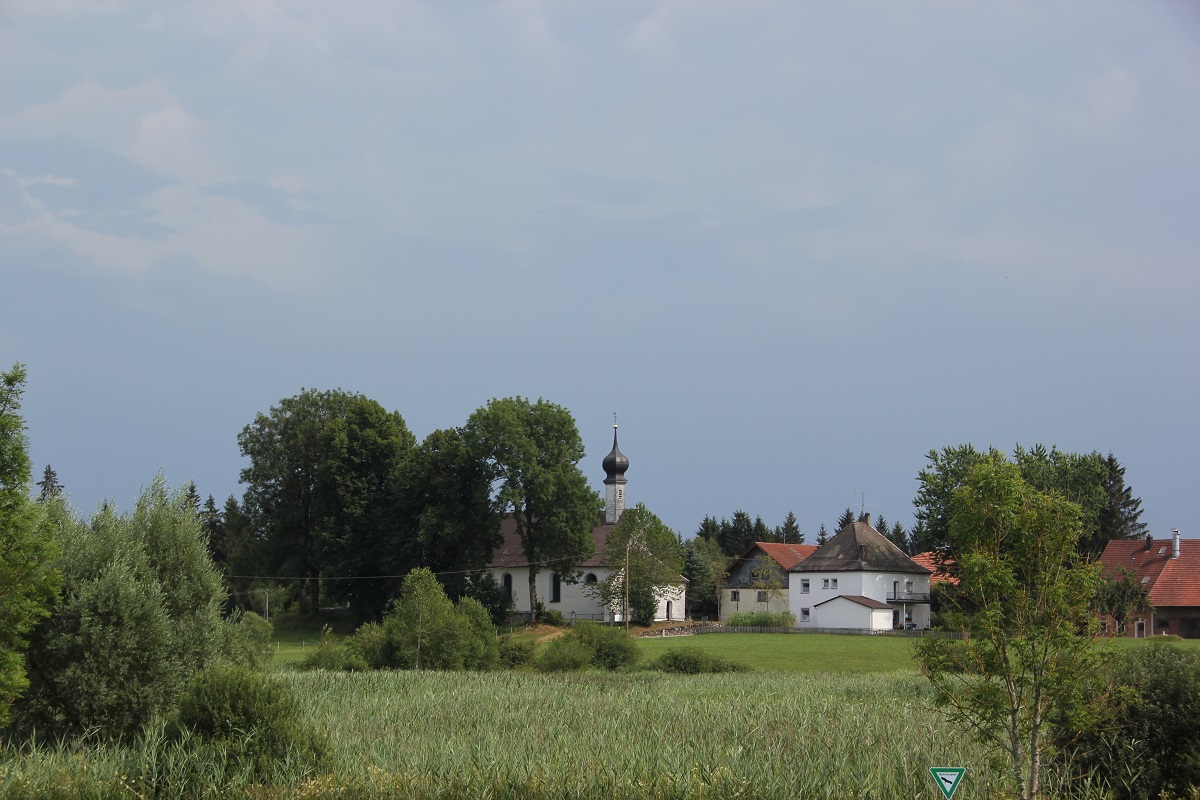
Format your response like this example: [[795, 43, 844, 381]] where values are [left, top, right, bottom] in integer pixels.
[[491, 566, 685, 622], [719, 587, 792, 624]]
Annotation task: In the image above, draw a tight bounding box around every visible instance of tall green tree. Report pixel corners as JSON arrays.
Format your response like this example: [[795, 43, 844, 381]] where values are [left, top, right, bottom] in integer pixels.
[[694, 515, 720, 542], [751, 515, 772, 545], [914, 458, 1106, 800], [585, 503, 683, 626], [1097, 566, 1153, 635], [717, 510, 754, 557], [238, 389, 414, 618], [889, 521, 910, 554], [815, 524, 829, 546], [776, 511, 803, 544], [0, 365, 60, 727], [1097, 452, 1147, 555], [836, 507, 855, 531], [464, 397, 600, 623], [683, 535, 727, 618], [396, 427, 502, 604]]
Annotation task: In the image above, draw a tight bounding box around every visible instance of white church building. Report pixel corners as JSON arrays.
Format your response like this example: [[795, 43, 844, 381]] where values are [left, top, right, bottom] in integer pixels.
[[487, 426, 686, 623]]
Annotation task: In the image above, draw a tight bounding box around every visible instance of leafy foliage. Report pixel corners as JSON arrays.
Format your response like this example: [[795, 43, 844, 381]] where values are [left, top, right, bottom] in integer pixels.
[[727, 611, 796, 627], [534, 622, 639, 672], [174, 663, 327, 779], [464, 397, 600, 623], [238, 388, 415, 618], [651, 647, 751, 674], [18, 478, 231, 739], [914, 458, 1106, 800], [1058, 641, 1200, 799], [586, 503, 683, 626], [1096, 566, 1153, 635], [0, 364, 60, 726]]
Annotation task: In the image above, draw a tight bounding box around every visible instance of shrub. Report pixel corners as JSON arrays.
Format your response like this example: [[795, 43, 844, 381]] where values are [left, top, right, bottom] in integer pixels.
[[225, 611, 274, 669], [727, 611, 795, 628], [498, 636, 536, 669], [533, 635, 594, 672], [569, 621, 639, 671], [344, 621, 389, 670], [17, 479, 231, 740], [1058, 640, 1200, 799], [456, 597, 500, 671], [301, 626, 365, 671], [537, 605, 567, 627], [652, 646, 752, 674], [175, 663, 327, 779]]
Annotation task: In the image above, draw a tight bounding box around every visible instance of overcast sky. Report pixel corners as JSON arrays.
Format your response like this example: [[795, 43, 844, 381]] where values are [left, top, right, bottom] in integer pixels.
[[2, 1, 1198, 543]]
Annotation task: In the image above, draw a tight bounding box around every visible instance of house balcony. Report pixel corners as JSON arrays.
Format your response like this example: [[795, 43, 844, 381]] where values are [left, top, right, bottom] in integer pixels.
[[886, 591, 931, 603]]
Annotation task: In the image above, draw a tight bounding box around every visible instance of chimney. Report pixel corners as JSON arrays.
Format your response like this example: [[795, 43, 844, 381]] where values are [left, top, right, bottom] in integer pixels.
[[1146, 534, 1154, 551], [1173, 529, 1181, 560], [858, 543, 868, 563], [863, 512, 871, 527]]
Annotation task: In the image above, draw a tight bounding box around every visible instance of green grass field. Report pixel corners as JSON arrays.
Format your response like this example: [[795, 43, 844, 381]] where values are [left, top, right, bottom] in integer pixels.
[[637, 632, 920, 672]]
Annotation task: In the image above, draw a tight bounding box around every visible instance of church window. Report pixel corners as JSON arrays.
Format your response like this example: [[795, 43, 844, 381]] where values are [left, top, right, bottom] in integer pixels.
[[585, 573, 598, 584], [550, 572, 561, 603]]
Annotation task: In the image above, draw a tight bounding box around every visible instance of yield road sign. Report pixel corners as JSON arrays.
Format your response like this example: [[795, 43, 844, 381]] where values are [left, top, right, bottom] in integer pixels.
[[929, 767, 965, 799]]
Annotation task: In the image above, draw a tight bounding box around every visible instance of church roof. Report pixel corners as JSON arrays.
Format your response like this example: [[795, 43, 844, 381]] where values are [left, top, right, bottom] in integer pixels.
[[489, 515, 613, 569], [791, 521, 931, 575], [602, 425, 628, 482]]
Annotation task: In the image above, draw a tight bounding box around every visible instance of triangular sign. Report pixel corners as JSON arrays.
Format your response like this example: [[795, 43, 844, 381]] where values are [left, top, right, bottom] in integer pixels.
[[929, 767, 966, 800]]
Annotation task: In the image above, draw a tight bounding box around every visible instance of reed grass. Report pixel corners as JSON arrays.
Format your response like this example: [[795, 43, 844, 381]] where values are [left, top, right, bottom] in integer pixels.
[[0, 669, 1103, 798]]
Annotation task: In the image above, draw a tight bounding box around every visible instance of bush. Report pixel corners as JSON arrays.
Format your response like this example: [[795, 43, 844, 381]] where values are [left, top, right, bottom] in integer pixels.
[[533, 622, 639, 673], [175, 663, 327, 779], [1058, 640, 1200, 799], [225, 611, 274, 669], [344, 621, 389, 670], [652, 646, 751, 674], [537, 605, 567, 627], [301, 626, 365, 671], [533, 635, 594, 672], [569, 621, 639, 671], [17, 480, 232, 740], [498, 636, 536, 669], [727, 611, 795, 628]]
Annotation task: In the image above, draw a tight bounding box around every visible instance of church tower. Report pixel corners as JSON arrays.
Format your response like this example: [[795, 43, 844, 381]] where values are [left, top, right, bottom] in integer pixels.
[[602, 424, 629, 524]]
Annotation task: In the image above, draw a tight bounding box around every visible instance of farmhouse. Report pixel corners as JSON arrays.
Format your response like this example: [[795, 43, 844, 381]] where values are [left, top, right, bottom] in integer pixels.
[[791, 517, 932, 631], [487, 426, 686, 623], [1098, 530, 1200, 638], [720, 542, 817, 621]]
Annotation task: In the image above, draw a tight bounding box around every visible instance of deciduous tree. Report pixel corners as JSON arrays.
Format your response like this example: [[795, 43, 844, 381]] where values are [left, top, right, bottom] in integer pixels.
[[586, 503, 682, 626], [0, 365, 60, 726], [915, 458, 1106, 800], [464, 397, 600, 623]]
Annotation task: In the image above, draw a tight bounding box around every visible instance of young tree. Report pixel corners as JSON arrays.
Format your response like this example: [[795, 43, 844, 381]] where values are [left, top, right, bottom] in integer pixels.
[[815, 524, 829, 546], [19, 477, 230, 740], [383, 568, 497, 671], [464, 397, 600, 623], [238, 389, 415, 618], [912, 444, 999, 552], [0, 365, 60, 726], [585, 503, 683, 626], [915, 458, 1106, 800], [776, 511, 803, 544], [1097, 566, 1153, 635]]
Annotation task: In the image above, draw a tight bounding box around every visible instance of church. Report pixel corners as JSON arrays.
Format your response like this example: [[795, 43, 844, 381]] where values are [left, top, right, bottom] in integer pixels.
[[487, 426, 687, 623]]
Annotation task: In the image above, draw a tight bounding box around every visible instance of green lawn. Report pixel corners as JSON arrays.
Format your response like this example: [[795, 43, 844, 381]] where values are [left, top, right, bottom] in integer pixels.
[[637, 632, 921, 673]]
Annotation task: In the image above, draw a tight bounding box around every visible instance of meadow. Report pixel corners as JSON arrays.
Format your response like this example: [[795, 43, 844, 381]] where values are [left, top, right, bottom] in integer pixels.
[[3, 631, 1194, 799]]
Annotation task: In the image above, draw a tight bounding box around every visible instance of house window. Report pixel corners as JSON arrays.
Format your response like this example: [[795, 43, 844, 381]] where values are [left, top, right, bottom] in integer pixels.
[[801, 608, 810, 622], [905, 580, 913, 594], [550, 573, 561, 603], [831, 578, 838, 590], [730, 590, 740, 602], [585, 573, 598, 585], [757, 591, 768, 603], [800, 579, 810, 593], [822, 578, 830, 589]]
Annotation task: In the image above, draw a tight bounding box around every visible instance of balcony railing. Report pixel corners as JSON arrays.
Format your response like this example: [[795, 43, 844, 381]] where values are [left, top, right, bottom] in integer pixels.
[[886, 591, 931, 602]]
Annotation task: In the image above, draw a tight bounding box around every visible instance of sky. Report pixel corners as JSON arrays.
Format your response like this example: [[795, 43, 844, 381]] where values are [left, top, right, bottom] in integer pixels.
[[2, 1, 1198, 543]]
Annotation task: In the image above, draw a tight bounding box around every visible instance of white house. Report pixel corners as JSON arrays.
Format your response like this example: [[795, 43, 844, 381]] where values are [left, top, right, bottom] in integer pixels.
[[789, 516, 932, 631], [487, 426, 686, 623]]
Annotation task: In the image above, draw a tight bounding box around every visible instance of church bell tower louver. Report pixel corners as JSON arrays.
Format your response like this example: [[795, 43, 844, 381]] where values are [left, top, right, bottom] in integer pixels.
[[602, 424, 628, 524]]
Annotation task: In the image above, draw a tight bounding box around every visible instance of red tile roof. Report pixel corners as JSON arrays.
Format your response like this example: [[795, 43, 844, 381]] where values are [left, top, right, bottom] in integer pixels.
[[912, 551, 959, 586], [1099, 538, 1200, 609], [755, 542, 819, 571]]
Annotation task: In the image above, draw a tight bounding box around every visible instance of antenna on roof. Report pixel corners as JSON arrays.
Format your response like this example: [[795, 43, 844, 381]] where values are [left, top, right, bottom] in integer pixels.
[[859, 491, 866, 518]]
